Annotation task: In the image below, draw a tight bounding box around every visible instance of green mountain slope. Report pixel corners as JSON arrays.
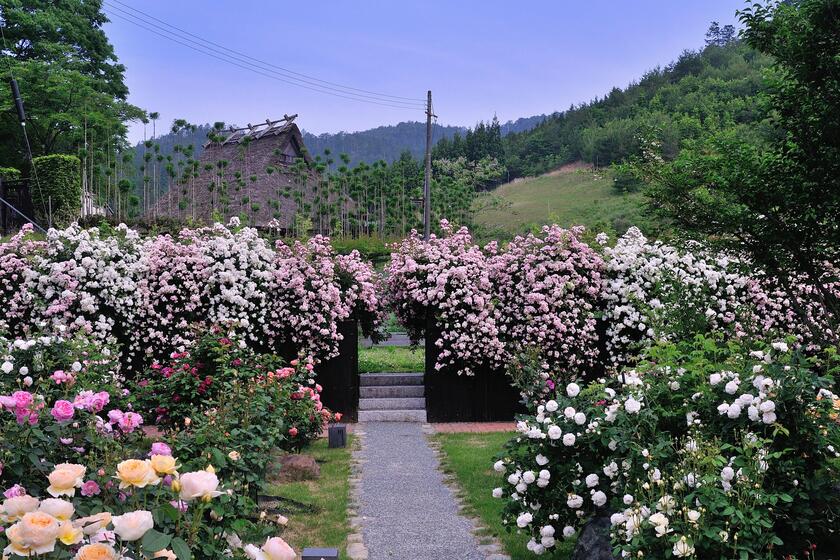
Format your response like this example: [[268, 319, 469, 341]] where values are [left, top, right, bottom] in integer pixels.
[[474, 165, 652, 237]]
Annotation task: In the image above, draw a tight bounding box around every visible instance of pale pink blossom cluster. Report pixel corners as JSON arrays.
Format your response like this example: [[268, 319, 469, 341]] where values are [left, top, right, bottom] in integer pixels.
[[386, 221, 505, 375], [0, 219, 386, 367], [266, 236, 350, 360], [488, 225, 605, 375], [335, 249, 388, 342]]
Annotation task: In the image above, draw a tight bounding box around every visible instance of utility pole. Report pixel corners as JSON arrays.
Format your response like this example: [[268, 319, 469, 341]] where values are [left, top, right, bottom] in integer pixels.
[[423, 90, 435, 240]]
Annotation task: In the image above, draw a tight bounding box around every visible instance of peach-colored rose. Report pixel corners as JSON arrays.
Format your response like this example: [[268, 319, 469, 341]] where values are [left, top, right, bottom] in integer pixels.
[[149, 454, 178, 475], [74, 543, 119, 560], [179, 470, 222, 501], [38, 498, 75, 520], [6, 511, 60, 555], [154, 550, 178, 559], [243, 537, 296, 560], [116, 459, 160, 489], [73, 511, 113, 535], [58, 520, 84, 545], [47, 463, 86, 497], [1, 494, 40, 522]]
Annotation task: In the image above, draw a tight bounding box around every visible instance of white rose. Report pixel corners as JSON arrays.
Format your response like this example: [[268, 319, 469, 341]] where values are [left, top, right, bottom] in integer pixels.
[[566, 383, 580, 397], [38, 498, 74, 521], [516, 512, 533, 528], [547, 425, 562, 440], [1, 361, 13, 374], [179, 471, 222, 501], [585, 474, 599, 488], [672, 537, 695, 557], [522, 471, 536, 484], [624, 396, 642, 414], [562, 526, 575, 538], [623, 494, 634, 505], [112, 510, 153, 541], [493, 460, 505, 473], [573, 412, 586, 425], [563, 406, 576, 419], [545, 400, 559, 413], [709, 373, 722, 385], [492, 488, 503, 498], [535, 454, 549, 466], [562, 433, 576, 446], [591, 491, 607, 507]]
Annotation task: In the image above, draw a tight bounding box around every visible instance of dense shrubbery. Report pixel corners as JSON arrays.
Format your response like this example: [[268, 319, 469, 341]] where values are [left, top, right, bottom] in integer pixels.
[[494, 337, 840, 558], [0, 218, 386, 371]]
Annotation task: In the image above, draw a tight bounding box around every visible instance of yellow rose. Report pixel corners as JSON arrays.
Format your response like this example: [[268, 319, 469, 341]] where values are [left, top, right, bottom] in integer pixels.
[[6, 511, 60, 555], [1, 495, 40, 522], [74, 543, 119, 560], [38, 498, 75, 521], [73, 512, 113, 536], [47, 463, 86, 498], [116, 459, 160, 489], [58, 520, 84, 545], [150, 454, 179, 475]]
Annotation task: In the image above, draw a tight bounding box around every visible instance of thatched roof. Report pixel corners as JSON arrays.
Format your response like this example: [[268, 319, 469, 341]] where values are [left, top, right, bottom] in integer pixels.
[[151, 116, 323, 227]]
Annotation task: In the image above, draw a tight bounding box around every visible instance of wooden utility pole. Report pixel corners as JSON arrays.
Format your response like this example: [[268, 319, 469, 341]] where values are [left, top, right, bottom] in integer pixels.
[[423, 90, 435, 240]]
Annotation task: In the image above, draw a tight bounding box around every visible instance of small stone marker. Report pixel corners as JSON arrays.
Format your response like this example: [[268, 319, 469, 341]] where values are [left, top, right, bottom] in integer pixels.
[[328, 423, 347, 448], [302, 547, 339, 560]]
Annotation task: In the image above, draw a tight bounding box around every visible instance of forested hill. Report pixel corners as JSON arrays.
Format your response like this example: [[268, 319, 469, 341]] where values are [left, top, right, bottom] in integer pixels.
[[132, 114, 545, 173], [502, 37, 773, 178]]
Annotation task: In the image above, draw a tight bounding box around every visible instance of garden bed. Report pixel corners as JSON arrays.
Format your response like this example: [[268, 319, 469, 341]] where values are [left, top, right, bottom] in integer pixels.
[[262, 437, 355, 558]]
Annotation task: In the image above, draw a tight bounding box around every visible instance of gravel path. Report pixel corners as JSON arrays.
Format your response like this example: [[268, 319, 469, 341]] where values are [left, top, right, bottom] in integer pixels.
[[355, 422, 485, 560]]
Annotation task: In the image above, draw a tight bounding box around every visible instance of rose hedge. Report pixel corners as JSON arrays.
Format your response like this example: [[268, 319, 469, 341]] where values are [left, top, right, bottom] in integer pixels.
[[494, 337, 840, 558], [0, 218, 385, 370]]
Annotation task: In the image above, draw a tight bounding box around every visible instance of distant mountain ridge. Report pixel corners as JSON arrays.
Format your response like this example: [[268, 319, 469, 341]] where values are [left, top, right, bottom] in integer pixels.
[[133, 114, 546, 172]]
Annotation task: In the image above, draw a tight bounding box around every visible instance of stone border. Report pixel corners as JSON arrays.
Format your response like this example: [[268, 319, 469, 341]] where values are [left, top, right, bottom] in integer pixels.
[[346, 426, 369, 560], [422, 423, 511, 560]]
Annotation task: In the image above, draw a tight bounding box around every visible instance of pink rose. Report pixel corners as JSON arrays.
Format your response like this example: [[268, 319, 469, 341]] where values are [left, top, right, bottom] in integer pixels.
[[149, 442, 172, 457], [81, 480, 101, 497], [117, 412, 143, 433], [50, 400, 75, 423], [12, 391, 33, 409], [288, 427, 298, 437], [107, 409, 124, 424], [3, 484, 27, 498]]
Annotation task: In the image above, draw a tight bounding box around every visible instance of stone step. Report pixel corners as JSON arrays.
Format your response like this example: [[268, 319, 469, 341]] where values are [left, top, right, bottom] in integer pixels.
[[358, 409, 428, 422], [359, 397, 426, 411], [360, 385, 425, 398], [359, 373, 424, 386]]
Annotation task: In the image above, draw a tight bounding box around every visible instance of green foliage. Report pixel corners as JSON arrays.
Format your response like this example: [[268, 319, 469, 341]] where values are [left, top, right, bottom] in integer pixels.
[[640, 0, 840, 332], [0, 167, 22, 181], [31, 153, 81, 226], [0, 1, 143, 168], [359, 346, 425, 373], [503, 40, 772, 178]]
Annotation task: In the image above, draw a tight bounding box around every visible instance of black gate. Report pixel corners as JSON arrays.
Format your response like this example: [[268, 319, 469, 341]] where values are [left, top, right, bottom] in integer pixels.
[[0, 178, 35, 235], [424, 312, 525, 422]]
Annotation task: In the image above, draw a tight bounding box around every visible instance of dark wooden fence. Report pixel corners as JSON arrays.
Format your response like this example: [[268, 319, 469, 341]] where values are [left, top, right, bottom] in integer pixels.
[[0, 178, 35, 235], [424, 312, 525, 422], [277, 319, 360, 422]]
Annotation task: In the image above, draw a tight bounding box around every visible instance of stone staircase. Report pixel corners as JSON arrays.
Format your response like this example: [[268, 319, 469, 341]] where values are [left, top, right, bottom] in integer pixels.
[[358, 373, 426, 422]]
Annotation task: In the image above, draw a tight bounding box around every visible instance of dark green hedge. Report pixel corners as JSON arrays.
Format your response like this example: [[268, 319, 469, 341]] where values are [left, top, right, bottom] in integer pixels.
[[31, 154, 81, 226], [0, 167, 21, 181]]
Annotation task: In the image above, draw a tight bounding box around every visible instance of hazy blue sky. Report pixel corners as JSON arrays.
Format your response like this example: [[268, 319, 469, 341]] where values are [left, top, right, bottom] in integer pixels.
[[105, 1, 745, 143]]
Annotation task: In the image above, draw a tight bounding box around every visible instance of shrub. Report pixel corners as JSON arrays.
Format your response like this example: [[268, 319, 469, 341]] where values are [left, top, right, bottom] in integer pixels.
[[0, 167, 21, 181], [494, 336, 840, 558], [31, 154, 82, 227]]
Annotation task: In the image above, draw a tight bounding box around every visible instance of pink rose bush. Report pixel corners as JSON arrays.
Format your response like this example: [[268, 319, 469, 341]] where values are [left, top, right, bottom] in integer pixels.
[[386, 221, 505, 376], [0, 219, 385, 370]]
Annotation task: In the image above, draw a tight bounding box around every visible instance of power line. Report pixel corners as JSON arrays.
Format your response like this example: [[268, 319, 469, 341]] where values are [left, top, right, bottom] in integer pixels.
[[107, 0, 424, 104], [103, 2, 425, 110]]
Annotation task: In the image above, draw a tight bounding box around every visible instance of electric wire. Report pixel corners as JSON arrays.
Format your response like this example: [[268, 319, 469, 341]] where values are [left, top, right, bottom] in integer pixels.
[[106, 0, 424, 104], [103, 3, 425, 110]]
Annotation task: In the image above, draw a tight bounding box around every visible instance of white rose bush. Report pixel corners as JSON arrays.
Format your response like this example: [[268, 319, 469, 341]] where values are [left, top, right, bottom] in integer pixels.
[[494, 337, 840, 558]]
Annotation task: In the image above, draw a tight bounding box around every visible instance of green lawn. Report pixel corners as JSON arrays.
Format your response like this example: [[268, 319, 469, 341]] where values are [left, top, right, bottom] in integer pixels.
[[359, 345, 424, 372], [264, 437, 354, 558], [474, 168, 646, 237], [433, 432, 573, 560]]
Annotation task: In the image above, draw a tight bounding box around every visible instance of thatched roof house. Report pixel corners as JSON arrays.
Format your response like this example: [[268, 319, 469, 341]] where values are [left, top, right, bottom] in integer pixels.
[[151, 116, 323, 228]]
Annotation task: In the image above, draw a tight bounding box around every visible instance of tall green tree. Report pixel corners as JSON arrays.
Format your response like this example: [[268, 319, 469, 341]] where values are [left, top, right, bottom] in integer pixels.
[[640, 0, 840, 332], [0, 0, 143, 167]]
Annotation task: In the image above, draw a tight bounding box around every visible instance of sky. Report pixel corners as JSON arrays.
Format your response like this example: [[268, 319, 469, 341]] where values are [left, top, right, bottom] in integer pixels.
[[104, 0, 745, 143]]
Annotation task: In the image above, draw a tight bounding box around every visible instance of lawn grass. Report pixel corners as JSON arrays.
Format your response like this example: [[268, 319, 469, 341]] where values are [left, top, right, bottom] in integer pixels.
[[433, 432, 574, 560], [264, 437, 354, 558], [359, 345, 424, 372], [474, 168, 646, 236]]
